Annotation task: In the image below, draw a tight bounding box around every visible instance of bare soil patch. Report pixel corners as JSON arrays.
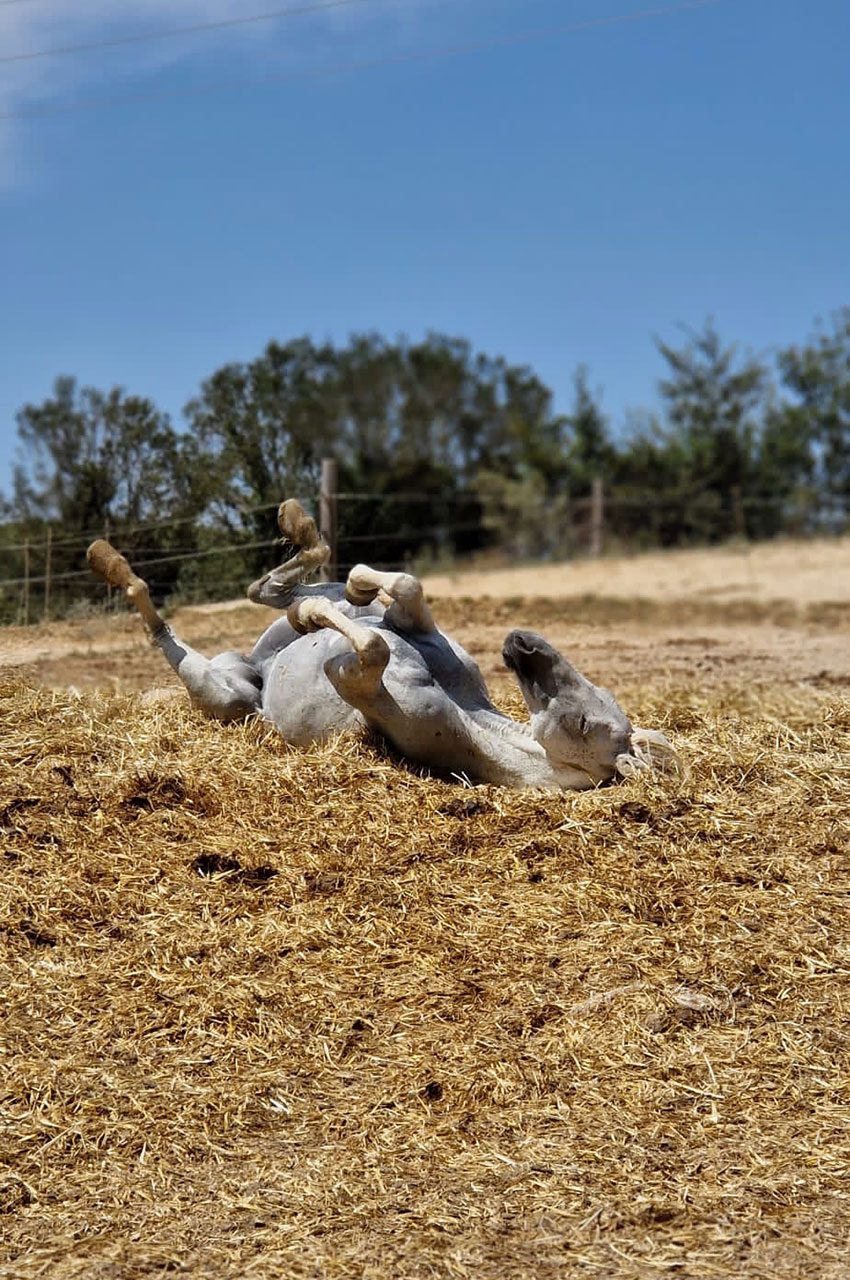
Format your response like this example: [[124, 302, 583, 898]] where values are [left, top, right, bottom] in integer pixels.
[[422, 535, 850, 606], [2, 594, 848, 698], [3, 537, 849, 696]]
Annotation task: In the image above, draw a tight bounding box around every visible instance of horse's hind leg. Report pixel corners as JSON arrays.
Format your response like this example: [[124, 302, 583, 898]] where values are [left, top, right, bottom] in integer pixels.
[[345, 565, 436, 634], [287, 596, 390, 700], [87, 540, 166, 638], [248, 499, 331, 607], [87, 540, 261, 721]]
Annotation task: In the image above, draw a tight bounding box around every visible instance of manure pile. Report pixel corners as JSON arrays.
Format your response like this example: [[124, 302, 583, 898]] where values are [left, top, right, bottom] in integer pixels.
[[1, 675, 849, 1279]]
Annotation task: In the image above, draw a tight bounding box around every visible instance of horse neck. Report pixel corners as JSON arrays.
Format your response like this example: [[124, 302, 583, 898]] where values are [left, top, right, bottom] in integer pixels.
[[463, 708, 591, 790]]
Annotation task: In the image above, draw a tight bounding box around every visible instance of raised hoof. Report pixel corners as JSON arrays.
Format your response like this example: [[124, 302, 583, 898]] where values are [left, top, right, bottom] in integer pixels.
[[345, 583, 376, 607], [87, 539, 135, 590], [278, 499, 320, 550]]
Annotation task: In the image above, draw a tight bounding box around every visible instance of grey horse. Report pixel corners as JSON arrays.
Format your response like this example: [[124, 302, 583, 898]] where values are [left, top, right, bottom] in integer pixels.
[[87, 500, 675, 789]]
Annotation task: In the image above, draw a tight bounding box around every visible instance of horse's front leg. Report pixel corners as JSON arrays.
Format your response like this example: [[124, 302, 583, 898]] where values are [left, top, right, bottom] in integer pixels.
[[345, 564, 436, 634], [87, 540, 261, 721], [248, 499, 331, 607], [287, 596, 390, 701]]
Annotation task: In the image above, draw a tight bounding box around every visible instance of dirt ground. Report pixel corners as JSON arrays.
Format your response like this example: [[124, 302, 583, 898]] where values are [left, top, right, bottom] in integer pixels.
[[2, 540, 849, 1280], [5, 608, 848, 706], [422, 535, 850, 606], [2, 535, 849, 697]]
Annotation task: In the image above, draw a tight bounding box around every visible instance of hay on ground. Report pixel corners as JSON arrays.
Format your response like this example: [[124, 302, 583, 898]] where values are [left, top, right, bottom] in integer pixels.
[[0, 669, 849, 1278]]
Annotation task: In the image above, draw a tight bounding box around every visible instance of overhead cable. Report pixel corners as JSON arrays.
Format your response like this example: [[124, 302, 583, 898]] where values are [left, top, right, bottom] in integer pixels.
[[2, 0, 386, 65], [1, 0, 730, 120]]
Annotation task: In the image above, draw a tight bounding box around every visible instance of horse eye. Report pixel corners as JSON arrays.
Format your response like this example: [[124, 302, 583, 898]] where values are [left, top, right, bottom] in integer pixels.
[[579, 715, 590, 736]]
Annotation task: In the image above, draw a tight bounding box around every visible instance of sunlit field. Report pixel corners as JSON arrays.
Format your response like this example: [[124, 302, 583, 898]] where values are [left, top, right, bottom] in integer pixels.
[[2, 539, 849, 1278]]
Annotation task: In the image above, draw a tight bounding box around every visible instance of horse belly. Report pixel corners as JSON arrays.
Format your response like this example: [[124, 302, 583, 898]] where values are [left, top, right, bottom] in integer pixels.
[[260, 635, 365, 746]]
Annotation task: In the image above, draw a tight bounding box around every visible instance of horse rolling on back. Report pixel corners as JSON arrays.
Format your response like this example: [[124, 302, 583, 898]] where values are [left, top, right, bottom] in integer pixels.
[[86, 500, 676, 790]]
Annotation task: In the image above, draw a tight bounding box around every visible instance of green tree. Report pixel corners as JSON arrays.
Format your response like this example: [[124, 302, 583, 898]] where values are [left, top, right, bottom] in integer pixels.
[[13, 377, 188, 528], [184, 332, 574, 571], [607, 409, 692, 547], [777, 308, 850, 518], [564, 366, 616, 495], [652, 321, 769, 541], [9, 377, 204, 611], [472, 366, 612, 559], [334, 335, 493, 567], [184, 338, 340, 535], [399, 335, 485, 479], [475, 466, 571, 561]]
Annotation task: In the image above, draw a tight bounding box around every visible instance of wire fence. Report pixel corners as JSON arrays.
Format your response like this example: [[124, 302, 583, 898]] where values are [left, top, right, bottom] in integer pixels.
[[1, 481, 848, 627]]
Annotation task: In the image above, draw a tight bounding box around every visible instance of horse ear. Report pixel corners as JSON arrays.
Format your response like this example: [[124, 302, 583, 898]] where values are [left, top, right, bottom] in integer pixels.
[[503, 631, 584, 701]]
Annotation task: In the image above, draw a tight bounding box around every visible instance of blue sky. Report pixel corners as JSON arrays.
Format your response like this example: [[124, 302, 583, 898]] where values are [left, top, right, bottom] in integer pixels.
[[1, 0, 848, 499]]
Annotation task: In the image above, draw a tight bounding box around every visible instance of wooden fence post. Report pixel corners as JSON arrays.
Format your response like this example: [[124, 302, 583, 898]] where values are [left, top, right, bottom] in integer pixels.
[[320, 458, 338, 582], [731, 485, 747, 540], [43, 527, 52, 622], [589, 477, 604, 558], [22, 541, 30, 626], [104, 516, 112, 609]]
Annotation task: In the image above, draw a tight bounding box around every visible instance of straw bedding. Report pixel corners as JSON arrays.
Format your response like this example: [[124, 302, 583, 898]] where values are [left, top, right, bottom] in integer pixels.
[[1, 625, 849, 1277]]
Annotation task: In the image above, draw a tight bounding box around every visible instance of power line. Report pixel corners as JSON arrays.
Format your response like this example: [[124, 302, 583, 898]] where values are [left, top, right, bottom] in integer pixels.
[[1, 0, 731, 121], [1, 0, 388, 65]]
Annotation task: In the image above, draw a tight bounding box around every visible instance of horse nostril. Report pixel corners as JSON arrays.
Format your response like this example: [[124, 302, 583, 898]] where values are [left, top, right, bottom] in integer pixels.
[[610, 731, 633, 760]]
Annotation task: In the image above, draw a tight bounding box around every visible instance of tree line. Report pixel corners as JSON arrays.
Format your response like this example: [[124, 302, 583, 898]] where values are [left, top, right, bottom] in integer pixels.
[[1, 309, 848, 623]]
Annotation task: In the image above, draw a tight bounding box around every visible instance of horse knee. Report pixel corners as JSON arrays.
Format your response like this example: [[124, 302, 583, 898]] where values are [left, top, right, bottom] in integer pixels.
[[188, 665, 260, 720], [345, 564, 379, 606], [324, 630, 389, 701], [391, 572, 424, 607]]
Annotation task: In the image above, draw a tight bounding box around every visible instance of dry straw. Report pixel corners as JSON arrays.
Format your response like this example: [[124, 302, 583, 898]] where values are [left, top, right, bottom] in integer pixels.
[[1, 629, 849, 1277]]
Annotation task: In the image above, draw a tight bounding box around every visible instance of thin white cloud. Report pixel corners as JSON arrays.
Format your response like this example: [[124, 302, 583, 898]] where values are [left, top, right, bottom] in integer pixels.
[[0, 0, 441, 185]]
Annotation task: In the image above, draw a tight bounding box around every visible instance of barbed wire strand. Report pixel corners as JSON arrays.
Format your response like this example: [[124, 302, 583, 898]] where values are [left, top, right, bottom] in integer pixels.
[[0, 519, 471, 587], [2, 484, 831, 556], [1, 496, 845, 591]]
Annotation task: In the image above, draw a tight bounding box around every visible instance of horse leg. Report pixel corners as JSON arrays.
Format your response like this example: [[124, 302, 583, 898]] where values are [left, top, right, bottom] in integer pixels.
[[87, 540, 261, 721], [247, 499, 331, 607], [287, 596, 390, 700], [345, 564, 436, 634]]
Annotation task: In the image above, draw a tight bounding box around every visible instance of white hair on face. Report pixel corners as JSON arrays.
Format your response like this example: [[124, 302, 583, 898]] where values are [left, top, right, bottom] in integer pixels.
[[615, 727, 681, 778]]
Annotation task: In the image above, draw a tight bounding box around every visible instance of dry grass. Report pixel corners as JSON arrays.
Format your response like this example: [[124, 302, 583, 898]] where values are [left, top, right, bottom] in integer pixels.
[[2, 658, 849, 1277]]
